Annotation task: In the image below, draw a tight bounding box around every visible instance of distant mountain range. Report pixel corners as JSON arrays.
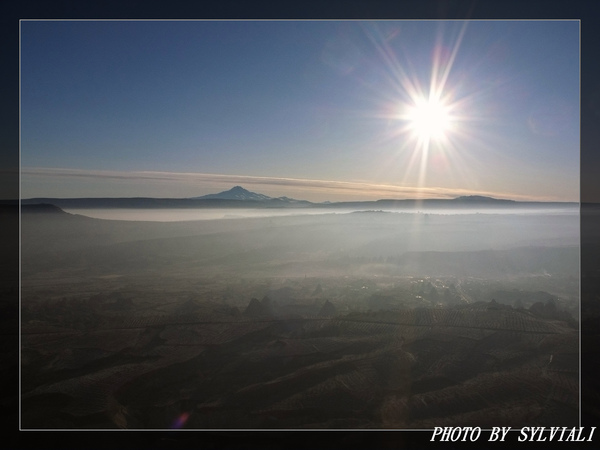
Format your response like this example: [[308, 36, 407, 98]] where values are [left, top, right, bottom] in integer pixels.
[[20, 186, 577, 210], [196, 187, 515, 204]]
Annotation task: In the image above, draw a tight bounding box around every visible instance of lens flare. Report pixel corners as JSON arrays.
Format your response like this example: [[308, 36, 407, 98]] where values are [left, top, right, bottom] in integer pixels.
[[170, 411, 190, 429]]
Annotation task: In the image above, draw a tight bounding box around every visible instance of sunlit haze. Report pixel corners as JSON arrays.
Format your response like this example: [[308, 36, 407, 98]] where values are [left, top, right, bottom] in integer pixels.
[[20, 20, 579, 202]]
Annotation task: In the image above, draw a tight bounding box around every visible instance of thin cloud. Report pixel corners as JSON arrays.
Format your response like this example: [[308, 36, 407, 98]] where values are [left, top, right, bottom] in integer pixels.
[[20, 167, 554, 202]]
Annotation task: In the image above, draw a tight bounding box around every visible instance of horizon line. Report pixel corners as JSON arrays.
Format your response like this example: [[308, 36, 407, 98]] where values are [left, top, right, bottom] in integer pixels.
[[19, 167, 578, 203]]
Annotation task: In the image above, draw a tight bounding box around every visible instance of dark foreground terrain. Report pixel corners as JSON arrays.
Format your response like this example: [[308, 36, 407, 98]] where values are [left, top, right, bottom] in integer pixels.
[[20, 206, 579, 428]]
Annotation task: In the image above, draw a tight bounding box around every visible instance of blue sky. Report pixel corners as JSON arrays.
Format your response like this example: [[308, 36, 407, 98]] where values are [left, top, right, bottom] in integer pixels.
[[20, 20, 579, 201]]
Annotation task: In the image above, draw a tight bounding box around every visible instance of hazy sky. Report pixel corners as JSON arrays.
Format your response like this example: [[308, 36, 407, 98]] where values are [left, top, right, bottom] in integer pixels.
[[20, 20, 579, 202]]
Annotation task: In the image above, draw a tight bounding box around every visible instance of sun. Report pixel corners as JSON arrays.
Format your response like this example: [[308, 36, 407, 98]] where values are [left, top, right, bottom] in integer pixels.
[[406, 96, 452, 141]]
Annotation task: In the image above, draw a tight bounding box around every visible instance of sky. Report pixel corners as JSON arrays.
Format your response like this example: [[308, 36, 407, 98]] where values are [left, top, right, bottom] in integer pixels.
[[20, 20, 579, 202]]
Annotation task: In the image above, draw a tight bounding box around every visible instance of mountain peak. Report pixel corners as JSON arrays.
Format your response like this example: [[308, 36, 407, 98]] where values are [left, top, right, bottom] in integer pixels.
[[194, 186, 272, 201]]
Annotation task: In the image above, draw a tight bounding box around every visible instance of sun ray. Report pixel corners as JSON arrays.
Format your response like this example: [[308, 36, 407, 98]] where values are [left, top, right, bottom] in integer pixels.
[[350, 21, 515, 200]]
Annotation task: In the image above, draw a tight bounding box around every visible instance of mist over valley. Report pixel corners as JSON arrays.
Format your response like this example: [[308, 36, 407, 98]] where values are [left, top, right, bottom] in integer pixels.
[[20, 191, 579, 429]]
